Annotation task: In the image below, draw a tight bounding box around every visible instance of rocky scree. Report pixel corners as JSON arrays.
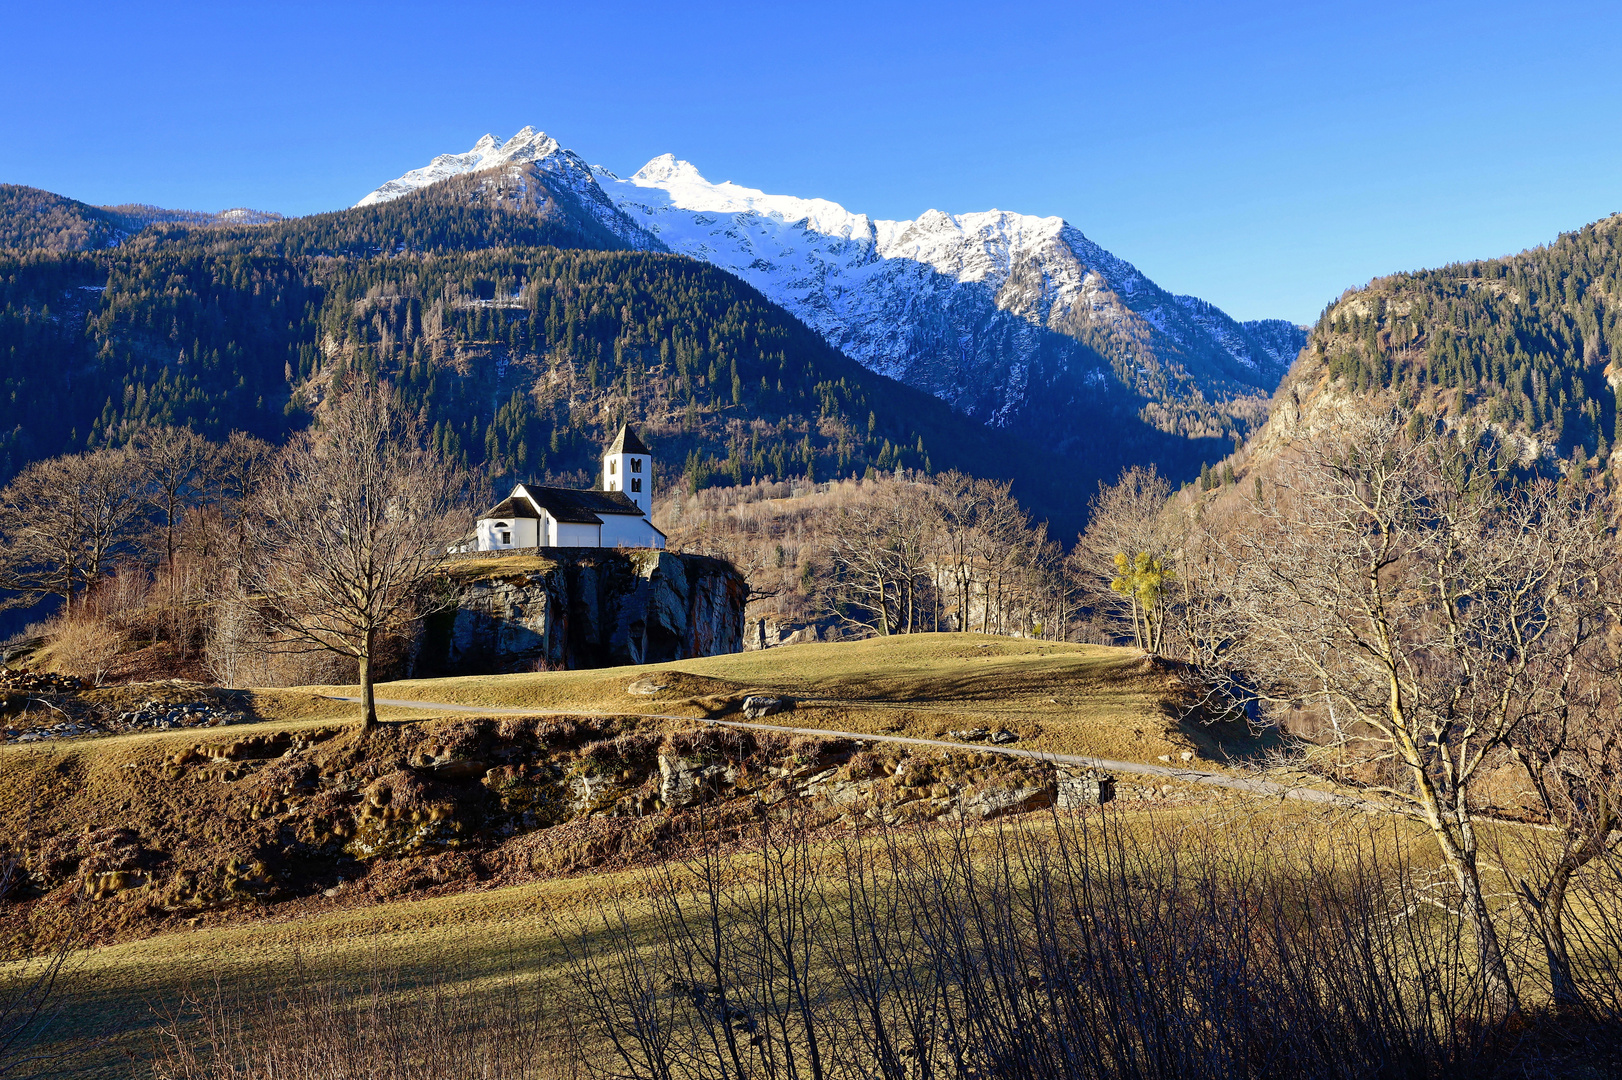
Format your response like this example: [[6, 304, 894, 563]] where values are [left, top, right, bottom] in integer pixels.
[[1, 674, 249, 744]]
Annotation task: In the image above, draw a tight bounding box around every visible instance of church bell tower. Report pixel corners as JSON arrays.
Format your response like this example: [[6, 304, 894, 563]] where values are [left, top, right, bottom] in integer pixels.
[[602, 424, 652, 515]]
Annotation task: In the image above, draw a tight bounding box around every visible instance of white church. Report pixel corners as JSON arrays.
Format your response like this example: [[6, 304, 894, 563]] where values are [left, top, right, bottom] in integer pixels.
[[462, 425, 667, 552]]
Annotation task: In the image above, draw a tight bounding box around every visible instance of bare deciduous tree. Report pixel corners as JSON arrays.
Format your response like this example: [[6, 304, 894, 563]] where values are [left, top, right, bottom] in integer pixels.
[[1080, 465, 1177, 651], [243, 389, 467, 729], [132, 425, 213, 570], [1209, 414, 1606, 1016], [1499, 549, 1622, 1013], [0, 447, 144, 611], [827, 484, 934, 636], [211, 432, 277, 532]]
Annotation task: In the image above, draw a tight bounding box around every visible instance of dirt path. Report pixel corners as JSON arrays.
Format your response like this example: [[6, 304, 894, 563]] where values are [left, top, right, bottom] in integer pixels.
[[324, 694, 1393, 813]]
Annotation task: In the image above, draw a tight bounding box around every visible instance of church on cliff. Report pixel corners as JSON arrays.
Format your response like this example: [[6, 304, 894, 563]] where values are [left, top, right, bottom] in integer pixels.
[[460, 425, 667, 552]]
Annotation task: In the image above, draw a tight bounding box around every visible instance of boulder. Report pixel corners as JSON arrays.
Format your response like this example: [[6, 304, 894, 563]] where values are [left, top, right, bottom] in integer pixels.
[[659, 754, 727, 809], [741, 695, 791, 719]]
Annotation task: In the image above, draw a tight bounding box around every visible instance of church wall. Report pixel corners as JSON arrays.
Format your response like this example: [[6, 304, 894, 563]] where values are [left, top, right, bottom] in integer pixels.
[[599, 514, 664, 550], [476, 516, 538, 551], [553, 522, 601, 547]]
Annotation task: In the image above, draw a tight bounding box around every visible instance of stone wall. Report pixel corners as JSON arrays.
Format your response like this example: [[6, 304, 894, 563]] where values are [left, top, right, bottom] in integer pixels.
[[418, 549, 747, 675]]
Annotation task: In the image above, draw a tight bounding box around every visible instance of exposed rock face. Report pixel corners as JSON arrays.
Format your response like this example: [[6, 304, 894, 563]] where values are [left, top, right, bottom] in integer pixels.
[[420, 550, 746, 675], [745, 616, 822, 650], [8, 714, 1132, 942]]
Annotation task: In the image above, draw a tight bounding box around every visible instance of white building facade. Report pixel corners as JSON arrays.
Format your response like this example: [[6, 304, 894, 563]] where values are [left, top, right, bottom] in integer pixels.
[[464, 425, 667, 552]]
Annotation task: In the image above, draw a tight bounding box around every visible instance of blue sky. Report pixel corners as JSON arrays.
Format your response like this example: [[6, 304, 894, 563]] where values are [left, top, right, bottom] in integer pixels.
[[2, 0, 1618, 323]]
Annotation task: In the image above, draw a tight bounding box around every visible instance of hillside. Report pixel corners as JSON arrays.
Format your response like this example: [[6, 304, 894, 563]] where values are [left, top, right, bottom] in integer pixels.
[[0, 636, 1205, 944], [0, 183, 1234, 534], [0, 184, 282, 254], [0, 185, 124, 252], [1250, 212, 1622, 477], [183, 158, 662, 258]]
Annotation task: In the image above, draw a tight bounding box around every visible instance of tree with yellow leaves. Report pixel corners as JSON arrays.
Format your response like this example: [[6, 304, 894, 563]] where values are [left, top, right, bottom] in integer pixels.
[[1110, 550, 1173, 653]]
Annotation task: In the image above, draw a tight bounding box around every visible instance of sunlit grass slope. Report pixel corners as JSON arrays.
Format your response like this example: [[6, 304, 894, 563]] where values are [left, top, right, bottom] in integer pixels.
[[307, 633, 1204, 763]]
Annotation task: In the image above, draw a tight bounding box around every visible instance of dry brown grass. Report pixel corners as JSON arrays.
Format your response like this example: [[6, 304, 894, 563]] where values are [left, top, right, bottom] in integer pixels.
[[299, 633, 1210, 764], [10, 801, 1361, 1080]]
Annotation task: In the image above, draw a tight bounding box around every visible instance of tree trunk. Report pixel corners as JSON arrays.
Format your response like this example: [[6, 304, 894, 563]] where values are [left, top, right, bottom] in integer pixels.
[[1456, 859, 1520, 1017], [1521, 801, 1615, 1013], [359, 628, 378, 730], [1531, 871, 1580, 1012], [1408, 751, 1520, 1017]]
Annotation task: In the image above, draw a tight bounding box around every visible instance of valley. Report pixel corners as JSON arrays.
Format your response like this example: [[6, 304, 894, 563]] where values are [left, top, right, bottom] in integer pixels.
[[2, 87, 1622, 1080]]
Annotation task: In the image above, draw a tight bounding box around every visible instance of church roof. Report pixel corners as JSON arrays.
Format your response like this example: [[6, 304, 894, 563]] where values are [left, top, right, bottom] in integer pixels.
[[605, 424, 650, 457], [478, 495, 539, 520], [520, 485, 646, 522]]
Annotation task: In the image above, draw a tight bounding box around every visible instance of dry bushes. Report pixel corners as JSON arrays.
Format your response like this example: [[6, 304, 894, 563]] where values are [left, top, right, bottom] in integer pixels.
[[552, 811, 1622, 1079], [39, 617, 124, 688], [128, 807, 1622, 1078]]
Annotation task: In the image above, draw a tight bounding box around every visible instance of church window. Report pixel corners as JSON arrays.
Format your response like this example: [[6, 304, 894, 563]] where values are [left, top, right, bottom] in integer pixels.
[[630, 458, 642, 473], [609, 460, 617, 474], [631, 478, 642, 493]]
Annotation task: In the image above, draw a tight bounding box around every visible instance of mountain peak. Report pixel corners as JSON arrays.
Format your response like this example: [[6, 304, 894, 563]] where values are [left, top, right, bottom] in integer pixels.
[[632, 154, 707, 186], [355, 127, 570, 208]]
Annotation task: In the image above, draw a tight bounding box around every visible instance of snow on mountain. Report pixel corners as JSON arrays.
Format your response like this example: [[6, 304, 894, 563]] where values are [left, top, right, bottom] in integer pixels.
[[595, 155, 1303, 437], [359, 130, 1306, 445], [355, 128, 661, 251]]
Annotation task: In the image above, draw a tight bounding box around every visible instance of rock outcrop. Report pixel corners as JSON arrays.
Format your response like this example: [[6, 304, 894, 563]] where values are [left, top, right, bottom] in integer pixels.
[[5, 715, 1124, 941], [419, 550, 747, 676]]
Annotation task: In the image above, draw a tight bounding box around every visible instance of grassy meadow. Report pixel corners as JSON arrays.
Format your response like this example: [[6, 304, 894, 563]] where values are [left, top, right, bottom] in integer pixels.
[[305, 633, 1215, 763], [2, 634, 1615, 1078]]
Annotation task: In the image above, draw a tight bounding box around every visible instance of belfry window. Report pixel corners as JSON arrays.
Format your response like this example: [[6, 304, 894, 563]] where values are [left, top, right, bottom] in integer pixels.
[[630, 458, 642, 473], [631, 478, 642, 493], [609, 460, 617, 474]]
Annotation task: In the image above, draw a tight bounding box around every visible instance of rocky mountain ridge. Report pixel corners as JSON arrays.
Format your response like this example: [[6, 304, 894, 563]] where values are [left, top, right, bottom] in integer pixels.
[[357, 129, 1307, 453], [356, 127, 660, 252]]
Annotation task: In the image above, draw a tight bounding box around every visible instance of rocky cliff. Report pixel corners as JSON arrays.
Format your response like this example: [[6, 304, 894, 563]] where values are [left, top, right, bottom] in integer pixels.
[[418, 550, 747, 676]]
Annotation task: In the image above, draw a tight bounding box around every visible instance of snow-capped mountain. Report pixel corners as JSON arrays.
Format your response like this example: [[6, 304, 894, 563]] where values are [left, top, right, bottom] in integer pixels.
[[359, 130, 1305, 448], [356, 128, 661, 252]]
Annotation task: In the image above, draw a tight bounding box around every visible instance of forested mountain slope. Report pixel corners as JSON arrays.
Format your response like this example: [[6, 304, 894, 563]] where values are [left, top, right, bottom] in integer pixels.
[[0, 184, 283, 253], [1253, 212, 1622, 480], [198, 160, 662, 258], [0, 188, 1229, 533], [0, 186, 126, 252]]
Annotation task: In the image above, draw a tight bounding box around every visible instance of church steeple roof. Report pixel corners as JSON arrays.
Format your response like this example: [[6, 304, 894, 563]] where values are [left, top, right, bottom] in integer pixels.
[[606, 424, 650, 457]]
